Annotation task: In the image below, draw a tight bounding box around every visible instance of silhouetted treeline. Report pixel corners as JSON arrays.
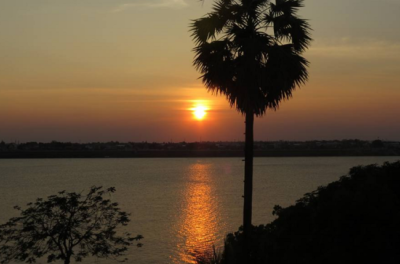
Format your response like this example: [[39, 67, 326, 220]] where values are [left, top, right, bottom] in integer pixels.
[[0, 140, 399, 158], [205, 161, 400, 264]]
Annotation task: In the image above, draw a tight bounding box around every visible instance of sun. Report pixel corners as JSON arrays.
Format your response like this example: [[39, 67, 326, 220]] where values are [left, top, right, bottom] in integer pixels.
[[192, 105, 207, 120]]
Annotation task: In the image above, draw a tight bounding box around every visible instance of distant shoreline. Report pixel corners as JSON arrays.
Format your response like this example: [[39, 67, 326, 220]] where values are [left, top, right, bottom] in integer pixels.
[[1, 149, 400, 159]]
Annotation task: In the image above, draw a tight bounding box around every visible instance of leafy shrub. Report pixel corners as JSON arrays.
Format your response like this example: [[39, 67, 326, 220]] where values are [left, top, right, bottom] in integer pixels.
[[220, 161, 400, 264]]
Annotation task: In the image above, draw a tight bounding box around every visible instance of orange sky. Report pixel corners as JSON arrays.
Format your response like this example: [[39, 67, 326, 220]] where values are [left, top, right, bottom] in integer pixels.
[[1, 0, 400, 142]]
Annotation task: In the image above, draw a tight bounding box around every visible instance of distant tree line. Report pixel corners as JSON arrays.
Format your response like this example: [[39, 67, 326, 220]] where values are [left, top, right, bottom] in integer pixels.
[[1, 139, 398, 152]]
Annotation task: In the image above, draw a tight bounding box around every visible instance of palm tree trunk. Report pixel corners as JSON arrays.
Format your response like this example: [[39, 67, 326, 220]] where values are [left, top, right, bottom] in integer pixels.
[[243, 109, 254, 243]]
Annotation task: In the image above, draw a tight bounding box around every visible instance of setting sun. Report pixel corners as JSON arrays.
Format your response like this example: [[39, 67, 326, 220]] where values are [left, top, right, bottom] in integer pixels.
[[192, 105, 208, 120]]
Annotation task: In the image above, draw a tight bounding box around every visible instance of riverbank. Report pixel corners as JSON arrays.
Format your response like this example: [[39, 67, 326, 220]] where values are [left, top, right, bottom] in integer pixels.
[[1, 149, 399, 158]]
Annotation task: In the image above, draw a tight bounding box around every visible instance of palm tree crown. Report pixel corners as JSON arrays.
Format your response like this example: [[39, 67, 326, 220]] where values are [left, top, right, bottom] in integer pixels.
[[192, 0, 311, 116]]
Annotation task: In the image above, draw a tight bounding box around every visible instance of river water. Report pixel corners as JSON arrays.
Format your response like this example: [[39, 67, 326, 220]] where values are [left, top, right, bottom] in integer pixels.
[[0, 157, 398, 264]]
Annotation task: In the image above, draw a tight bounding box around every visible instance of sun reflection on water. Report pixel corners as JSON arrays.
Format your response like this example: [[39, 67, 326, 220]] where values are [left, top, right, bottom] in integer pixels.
[[174, 162, 220, 264]]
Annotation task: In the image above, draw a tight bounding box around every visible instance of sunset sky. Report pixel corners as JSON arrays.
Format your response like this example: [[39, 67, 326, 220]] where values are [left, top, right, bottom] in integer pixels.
[[1, 0, 399, 142]]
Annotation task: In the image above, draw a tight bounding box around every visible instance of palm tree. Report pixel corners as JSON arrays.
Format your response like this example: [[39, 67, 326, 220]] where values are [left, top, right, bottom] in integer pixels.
[[191, 0, 311, 242]]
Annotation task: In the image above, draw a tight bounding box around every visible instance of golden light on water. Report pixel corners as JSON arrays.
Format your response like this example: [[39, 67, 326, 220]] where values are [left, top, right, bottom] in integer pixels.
[[175, 162, 220, 264]]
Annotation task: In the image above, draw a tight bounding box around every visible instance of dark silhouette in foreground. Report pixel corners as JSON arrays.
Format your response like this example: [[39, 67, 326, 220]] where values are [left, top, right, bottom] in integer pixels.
[[191, 0, 311, 248], [196, 161, 400, 264], [0, 186, 142, 264]]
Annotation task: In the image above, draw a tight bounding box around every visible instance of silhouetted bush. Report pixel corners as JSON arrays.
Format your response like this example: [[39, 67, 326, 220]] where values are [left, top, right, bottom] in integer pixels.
[[215, 161, 400, 264], [0, 186, 143, 264]]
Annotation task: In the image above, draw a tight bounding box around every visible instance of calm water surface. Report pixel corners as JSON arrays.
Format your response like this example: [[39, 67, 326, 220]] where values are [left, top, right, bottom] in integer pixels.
[[0, 157, 399, 264]]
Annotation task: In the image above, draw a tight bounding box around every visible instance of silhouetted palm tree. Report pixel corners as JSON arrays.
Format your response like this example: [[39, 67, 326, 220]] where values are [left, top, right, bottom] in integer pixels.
[[191, 0, 311, 242]]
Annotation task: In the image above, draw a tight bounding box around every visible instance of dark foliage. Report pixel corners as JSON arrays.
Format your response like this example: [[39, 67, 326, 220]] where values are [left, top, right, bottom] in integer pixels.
[[220, 161, 400, 264], [0, 186, 142, 264], [192, 0, 311, 116]]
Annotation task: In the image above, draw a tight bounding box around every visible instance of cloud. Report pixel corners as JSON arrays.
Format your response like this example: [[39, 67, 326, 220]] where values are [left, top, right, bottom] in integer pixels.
[[113, 0, 187, 12], [309, 38, 400, 60]]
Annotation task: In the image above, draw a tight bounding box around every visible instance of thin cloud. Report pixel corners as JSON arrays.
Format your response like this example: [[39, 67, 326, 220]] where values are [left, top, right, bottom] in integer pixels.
[[309, 38, 400, 60], [113, 0, 187, 12]]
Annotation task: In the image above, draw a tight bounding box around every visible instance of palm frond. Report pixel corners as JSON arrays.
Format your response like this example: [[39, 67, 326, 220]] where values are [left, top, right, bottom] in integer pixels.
[[191, 14, 225, 44], [267, 13, 311, 52], [193, 39, 236, 96], [259, 44, 309, 110], [266, 0, 311, 52], [212, 0, 232, 13], [191, 0, 241, 44], [270, 0, 304, 15]]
